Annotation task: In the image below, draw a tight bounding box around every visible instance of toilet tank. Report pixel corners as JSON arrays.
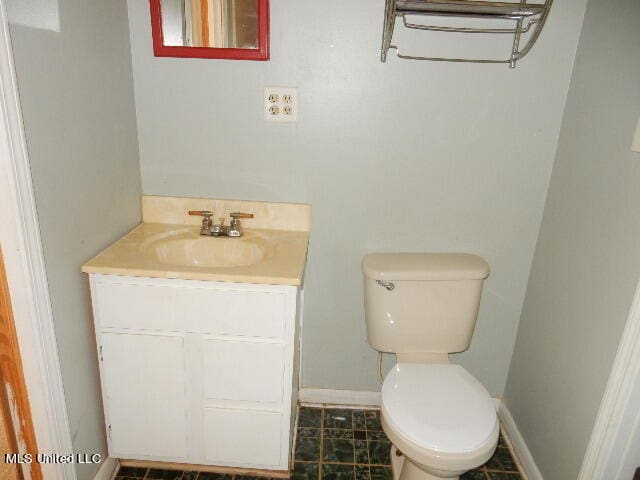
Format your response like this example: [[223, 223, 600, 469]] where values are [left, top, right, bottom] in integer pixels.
[[362, 253, 490, 354]]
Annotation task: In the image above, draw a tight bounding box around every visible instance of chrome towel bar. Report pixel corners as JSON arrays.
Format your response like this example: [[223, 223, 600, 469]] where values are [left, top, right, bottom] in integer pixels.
[[381, 0, 553, 68]]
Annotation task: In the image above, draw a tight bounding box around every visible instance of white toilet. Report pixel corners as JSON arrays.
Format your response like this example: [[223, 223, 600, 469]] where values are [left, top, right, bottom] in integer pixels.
[[362, 253, 499, 480]]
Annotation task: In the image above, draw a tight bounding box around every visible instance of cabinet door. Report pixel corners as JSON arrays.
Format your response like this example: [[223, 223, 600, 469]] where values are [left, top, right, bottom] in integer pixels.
[[203, 339, 285, 404], [203, 408, 282, 467], [101, 333, 188, 460]]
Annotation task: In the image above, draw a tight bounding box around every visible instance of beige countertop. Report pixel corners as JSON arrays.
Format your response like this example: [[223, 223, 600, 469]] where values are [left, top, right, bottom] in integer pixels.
[[82, 222, 310, 286]]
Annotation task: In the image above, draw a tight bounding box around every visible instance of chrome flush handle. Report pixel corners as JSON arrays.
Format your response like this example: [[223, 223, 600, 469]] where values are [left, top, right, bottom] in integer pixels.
[[376, 280, 395, 291]]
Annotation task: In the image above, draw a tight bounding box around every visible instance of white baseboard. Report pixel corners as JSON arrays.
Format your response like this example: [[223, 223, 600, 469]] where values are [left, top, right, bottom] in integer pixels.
[[497, 400, 543, 480], [93, 457, 119, 480], [299, 388, 381, 407]]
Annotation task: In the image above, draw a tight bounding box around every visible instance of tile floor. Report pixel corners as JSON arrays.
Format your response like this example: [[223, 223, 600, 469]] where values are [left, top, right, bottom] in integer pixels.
[[114, 406, 523, 480]]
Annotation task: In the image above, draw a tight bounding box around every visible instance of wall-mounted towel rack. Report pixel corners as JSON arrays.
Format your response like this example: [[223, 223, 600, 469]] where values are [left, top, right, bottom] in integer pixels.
[[381, 0, 553, 68]]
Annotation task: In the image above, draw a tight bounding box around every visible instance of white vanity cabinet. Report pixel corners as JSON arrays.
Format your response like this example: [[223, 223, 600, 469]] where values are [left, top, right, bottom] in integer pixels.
[[88, 274, 301, 471]]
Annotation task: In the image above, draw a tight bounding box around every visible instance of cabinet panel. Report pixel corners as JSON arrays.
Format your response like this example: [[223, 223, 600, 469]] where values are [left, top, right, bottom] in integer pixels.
[[203, 408, 282, 467], [177, 287, 287, 338], [95, 280, 287, 338], [101, 333, 188, 459], [96, 282, 172, 331], [203, 340, 285, 403]]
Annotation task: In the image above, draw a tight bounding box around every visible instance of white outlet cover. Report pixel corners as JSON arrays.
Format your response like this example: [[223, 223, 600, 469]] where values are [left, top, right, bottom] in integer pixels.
[[264, 87, 298, 123]]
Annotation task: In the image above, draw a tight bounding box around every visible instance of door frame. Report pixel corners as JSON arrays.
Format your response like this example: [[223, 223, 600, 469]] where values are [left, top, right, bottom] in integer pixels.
[[0, 1, 75, 479], [578, 278, 640, 479]]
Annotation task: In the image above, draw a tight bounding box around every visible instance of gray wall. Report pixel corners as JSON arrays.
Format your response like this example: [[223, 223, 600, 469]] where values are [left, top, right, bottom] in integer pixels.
[[7, 1, 142, 478], [503, 0, 640, 478], [127, 0, 587, 395]]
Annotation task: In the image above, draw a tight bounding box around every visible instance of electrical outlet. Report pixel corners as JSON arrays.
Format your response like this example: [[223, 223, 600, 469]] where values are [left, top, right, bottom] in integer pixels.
[[264, 87, 298, 123]]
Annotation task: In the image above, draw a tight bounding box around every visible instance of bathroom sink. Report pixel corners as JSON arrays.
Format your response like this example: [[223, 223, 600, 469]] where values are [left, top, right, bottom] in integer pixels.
[[144, 229, 270, 268], [82, 221, 309, 285]]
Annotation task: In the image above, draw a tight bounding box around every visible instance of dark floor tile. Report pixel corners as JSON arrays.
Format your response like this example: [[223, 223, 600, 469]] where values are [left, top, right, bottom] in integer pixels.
[[322, 464, 354, 480], [461, 469, 488, 480], [354, 430, 367, 440], [146, 469, 183, 480], [323, 438, 355, 463], [115, 477, 139, 480], [296, 437, 322, 462], [485, 447, 518, 472], [299, 407, 323, 428], [366, 431, 388, 442], [354, 465, 370, 480], [117, 467, 148, 478], [292, 462, 319, 480], [369, 467, 392, 480], [353, 411, 367, 430], [197, 474, 233, 480], [367, 441, 391, 466], [486, 472, 522, 480], [324, 428, 353, 440], [298, 427, 321, 438], [354, 440, 369, 464], [365, 411, 382, 431], [324, 409, 354, 429]]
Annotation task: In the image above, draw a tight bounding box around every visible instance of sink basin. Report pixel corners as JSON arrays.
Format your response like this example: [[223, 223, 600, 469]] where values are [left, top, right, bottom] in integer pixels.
[[82, 221, 310, 285], [144, 230, 269, 268]]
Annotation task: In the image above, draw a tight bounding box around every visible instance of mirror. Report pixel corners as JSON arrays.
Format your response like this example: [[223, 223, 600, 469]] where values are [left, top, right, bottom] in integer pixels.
[[161, 0, 259, 49], [149, 0, 269, 60]]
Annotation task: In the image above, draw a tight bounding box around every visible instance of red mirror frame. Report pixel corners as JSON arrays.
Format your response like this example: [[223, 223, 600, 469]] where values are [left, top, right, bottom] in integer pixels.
[[149, 0, 270, 61]]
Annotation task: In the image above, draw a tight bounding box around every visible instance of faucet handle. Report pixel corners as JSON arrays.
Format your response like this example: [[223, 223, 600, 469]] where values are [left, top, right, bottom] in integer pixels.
[[230, 212, 254, 219], [189, 210, 213, 218], [228, 213, 253, 237], [189, 210, 214, 235]]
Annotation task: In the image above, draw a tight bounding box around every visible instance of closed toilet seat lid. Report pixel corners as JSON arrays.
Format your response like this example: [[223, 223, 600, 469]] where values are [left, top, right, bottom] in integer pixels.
[[382, 363, 497, 454]]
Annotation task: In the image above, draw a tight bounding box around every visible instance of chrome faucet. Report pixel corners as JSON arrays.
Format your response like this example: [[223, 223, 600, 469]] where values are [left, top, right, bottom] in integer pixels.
[[188, 210, 254, 237], [228, 212, 254, 237], [189, 210, 214, 235]]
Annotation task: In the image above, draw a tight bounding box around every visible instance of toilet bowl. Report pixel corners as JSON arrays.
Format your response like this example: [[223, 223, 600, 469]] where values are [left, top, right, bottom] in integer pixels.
[[380, 363, 498, 480], [361, 252, 498, 480]]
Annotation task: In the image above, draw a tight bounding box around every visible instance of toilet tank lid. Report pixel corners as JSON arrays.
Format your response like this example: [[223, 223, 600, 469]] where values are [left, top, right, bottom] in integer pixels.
[[362, 253, 490, 281]]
